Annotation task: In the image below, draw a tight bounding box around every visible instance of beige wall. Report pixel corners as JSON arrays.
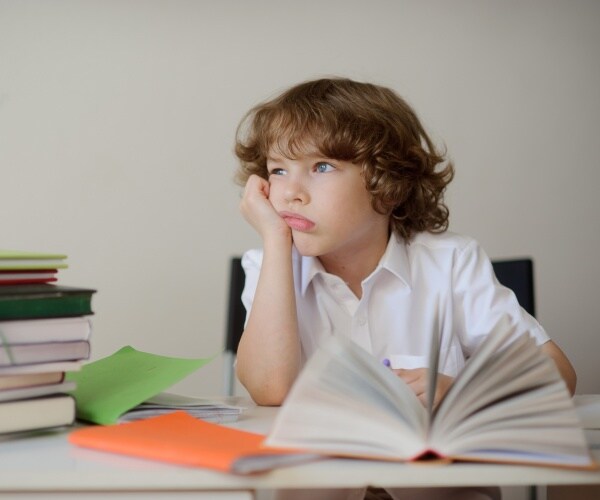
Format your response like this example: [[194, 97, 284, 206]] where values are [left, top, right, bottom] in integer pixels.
[[1, 0, 598, 397]]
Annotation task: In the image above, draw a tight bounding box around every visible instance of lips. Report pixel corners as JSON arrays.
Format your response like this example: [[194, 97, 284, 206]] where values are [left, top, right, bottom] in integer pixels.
[[279, 212, 315, 232]]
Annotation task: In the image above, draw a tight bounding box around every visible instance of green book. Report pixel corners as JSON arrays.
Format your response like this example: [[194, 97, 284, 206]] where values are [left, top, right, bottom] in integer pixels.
[[67, 346, 214, 424], [0, 249, 68, 270], [0, 284, 96, 320]]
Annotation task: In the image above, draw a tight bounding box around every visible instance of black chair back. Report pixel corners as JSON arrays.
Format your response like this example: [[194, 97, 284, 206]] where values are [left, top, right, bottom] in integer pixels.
[[225, 257, 246, 355], [491, 258, 535, 317], [223, 257, 246, 395]]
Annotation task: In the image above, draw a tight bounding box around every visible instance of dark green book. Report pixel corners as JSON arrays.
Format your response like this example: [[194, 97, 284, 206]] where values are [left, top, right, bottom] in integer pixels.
[[0, 284, 96, 320]]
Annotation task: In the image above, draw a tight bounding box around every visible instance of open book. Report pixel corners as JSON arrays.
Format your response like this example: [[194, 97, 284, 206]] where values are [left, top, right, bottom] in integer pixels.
[[118, 392, 245, 424], [265, 318, 595, 469]]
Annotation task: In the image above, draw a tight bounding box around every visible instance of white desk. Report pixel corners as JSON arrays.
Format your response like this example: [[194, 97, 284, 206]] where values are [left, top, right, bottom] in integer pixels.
[[0, 402, 599, 498]]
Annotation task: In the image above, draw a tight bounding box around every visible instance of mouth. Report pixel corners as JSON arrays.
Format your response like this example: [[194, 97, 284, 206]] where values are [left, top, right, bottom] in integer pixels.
[[279, 211, 315, 232]]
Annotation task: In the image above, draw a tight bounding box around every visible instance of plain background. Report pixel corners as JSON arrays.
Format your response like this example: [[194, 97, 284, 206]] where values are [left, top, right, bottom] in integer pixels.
[[1, 0, 599, 403]]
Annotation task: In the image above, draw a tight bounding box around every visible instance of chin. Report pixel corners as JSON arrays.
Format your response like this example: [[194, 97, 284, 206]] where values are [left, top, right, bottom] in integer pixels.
[[293, 245, 321, 258], [291, 237, 324, 258]]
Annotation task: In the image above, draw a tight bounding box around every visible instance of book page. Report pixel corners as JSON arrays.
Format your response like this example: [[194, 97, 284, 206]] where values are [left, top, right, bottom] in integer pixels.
[[266, 336, 428, 460], [426, 302, 442, 421], [433, 315, 515, 423], [574, 395, 600, 429], [428, 319, 593, 468], [433, 333, 542, 432], [118, 392, 246, 424]]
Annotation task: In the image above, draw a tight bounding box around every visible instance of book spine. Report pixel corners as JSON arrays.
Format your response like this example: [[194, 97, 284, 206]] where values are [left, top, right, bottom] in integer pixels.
[[0, 296, 93, 320]]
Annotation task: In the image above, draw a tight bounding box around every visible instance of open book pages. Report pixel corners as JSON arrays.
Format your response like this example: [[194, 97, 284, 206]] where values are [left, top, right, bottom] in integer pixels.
[[118, 392, 246, 424], [575, 395, 600, 429], [265, 320, 594, 469]]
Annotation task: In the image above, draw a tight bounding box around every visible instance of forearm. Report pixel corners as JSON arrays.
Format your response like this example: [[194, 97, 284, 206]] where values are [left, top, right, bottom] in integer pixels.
[[236, 236, 301, 405], [541, 340, 577, 395]]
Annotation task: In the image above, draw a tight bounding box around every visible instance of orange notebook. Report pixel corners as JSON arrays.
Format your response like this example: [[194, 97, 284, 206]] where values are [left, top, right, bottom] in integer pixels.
[[68, 411, 319, 474]]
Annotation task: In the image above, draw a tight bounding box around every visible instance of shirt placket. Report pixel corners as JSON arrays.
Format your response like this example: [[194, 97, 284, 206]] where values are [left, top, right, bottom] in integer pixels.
[[327, 276, 373, 354]]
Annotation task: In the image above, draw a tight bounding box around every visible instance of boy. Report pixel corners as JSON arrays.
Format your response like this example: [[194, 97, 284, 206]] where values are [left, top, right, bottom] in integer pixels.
[[234, 78, 576, 500]]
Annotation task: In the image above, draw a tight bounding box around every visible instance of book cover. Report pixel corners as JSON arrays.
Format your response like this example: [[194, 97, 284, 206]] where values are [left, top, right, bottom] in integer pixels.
[[0, 316, 92, 344], [0, 250, 68, 270], [0, 340, 91, 367], [0, 285, 96, 320], [69, 411, 318, 474], [0, 394, 75, 435], [66, 346, 215, 424]]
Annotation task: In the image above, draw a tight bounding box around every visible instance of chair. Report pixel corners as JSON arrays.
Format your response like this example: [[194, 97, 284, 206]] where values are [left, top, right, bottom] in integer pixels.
[[491, 258, 536, 317], [491, 257, 538, 500], [223, 257, 246, 396]]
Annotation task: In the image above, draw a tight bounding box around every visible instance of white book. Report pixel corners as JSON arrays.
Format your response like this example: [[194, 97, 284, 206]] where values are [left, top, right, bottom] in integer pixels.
[[0, 394, 75, 435], [0, 341, 90, 367], [265, 317, 595, 469], [0, 316, 92, 344]]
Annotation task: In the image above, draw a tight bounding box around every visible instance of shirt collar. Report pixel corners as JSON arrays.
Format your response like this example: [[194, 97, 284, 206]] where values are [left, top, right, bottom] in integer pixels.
[[378, 232, 412, 287], [297, 233, 411, 296], [297, 248, 325, 296]]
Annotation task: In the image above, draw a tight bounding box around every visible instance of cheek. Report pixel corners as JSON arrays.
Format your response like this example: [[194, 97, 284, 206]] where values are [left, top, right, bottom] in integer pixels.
[[266, 182, 282, 205], [338, 192, 375, 219]]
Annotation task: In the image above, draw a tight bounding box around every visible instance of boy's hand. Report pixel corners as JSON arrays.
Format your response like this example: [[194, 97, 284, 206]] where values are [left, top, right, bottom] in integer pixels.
[[240, 175, 290, 242], [392, 368, 453, 408]]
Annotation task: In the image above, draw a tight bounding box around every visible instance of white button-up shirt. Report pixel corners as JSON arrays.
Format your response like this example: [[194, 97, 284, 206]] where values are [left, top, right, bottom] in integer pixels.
[[241, 231, 549, 377]]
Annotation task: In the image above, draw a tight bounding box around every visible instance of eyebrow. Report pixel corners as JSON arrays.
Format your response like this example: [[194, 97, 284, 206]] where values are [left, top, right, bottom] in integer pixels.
[[267, 151, 332, 163]]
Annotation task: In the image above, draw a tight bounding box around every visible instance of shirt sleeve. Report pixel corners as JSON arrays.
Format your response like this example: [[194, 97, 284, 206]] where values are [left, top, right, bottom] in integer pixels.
[[452, 239, 550, 356], [240, 249, 263, 326]]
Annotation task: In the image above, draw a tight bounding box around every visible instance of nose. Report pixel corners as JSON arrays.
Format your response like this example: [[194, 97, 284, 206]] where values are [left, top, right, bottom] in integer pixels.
[[283, 174, 309, 205]]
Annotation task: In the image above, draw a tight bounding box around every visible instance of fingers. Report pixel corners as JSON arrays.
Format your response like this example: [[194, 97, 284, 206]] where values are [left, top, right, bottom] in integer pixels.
[[240, 175, 290, 241], [239, 176, 268, 229], [240, 175, 270, 211], [393, 368, 428, 402], [392, 368, 454, 407]]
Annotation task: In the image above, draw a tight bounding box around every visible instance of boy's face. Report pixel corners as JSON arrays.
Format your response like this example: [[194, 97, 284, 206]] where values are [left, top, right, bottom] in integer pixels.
[[266, 146, 390, 261]]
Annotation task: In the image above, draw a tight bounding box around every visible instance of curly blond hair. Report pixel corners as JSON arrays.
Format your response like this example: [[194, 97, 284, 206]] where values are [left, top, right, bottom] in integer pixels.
[[234, 78, 454, 240]]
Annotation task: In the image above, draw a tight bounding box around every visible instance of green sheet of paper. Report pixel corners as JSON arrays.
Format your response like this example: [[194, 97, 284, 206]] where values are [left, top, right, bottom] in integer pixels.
[[66, 346, 214, 424]]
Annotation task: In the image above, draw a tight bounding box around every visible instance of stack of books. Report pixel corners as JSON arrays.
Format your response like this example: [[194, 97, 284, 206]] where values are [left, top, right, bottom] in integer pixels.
[[0, 249, 96, 435]]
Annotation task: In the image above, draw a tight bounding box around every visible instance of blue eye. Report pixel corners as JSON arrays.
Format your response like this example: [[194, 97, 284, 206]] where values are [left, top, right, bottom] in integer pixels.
[[269, 168, 286, 176], [315, 162, 335, 173]]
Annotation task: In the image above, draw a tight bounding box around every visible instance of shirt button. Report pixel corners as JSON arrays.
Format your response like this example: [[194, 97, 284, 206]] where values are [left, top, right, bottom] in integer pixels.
[[357, 316, 367, 326]]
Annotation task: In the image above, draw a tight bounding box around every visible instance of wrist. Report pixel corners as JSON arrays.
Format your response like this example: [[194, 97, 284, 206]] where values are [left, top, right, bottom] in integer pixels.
[[263, 230, 293, 254]]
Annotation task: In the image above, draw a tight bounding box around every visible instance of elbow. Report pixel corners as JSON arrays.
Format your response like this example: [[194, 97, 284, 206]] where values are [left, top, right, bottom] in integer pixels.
[[236, 366, 293, 406], [541, 340, 577, 396], [250, 388, 289, 406], [566, 367, 577, 396]]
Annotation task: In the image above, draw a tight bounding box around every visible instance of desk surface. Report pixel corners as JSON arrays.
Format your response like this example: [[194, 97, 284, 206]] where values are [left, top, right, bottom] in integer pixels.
[[1, 401, 599, 493]]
